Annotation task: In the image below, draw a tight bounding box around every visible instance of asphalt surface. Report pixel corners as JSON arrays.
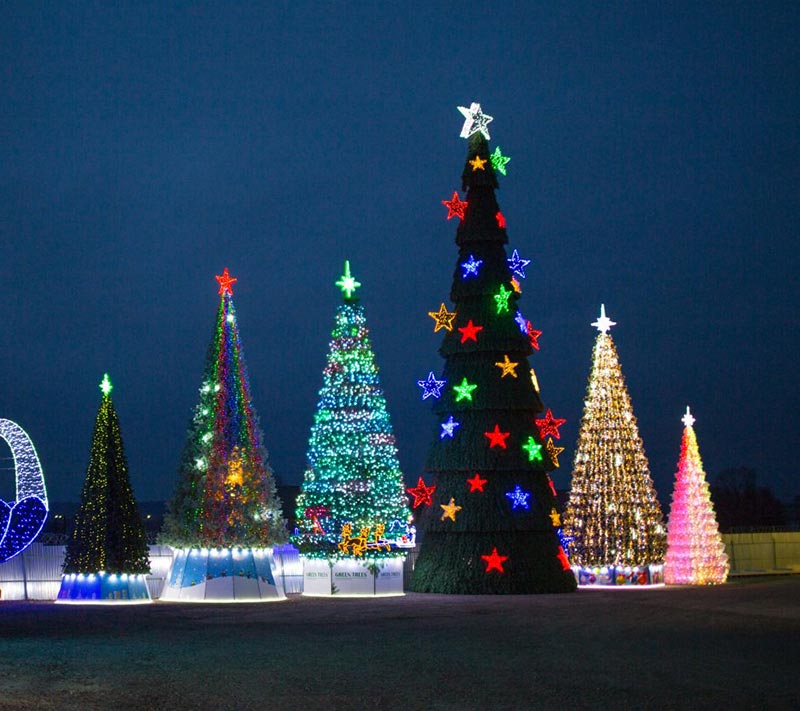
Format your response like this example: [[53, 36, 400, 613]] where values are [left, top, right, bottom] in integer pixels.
[[0, 576, 798, 710]]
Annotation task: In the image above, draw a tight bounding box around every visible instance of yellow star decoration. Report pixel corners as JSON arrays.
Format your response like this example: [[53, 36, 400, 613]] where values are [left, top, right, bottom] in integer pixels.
[[545, 437, 565, 468], [226, 458, 244, 487], [495, 354, 519, 378], [510, 278, 522, 294], [428, 303, 457, 332], [549, 508, 562, 527], [440, 497, 463, 522], [469, 155, 487, 171]]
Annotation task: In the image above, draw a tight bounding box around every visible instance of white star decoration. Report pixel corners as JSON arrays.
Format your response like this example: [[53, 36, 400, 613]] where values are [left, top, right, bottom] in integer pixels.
[[591, 304, 617, 333], [457, 102, 493, 140], [682, 406, 696, 428]]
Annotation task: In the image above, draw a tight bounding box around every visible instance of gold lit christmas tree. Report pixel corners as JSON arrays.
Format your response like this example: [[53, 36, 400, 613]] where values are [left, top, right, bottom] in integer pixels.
[[562, 306, 666, 585]]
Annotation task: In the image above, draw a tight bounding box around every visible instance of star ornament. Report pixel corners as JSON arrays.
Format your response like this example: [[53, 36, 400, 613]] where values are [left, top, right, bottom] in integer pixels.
[[469, 154, 487, 171], [591, 304, 616, 333], [490, 146, 511, 175], [494, 355, 519, 378], [335, 260, 361, 299], [522, 435, 544, 462], [505, 485, 531, 510], [453, 377, 478, 403], [428, 303, 457, 332], [507, 249, 531, 279], [527, 321, 542, 351], [440, 415, 461, 439], [417, 372, 446, 400], [440, 497, 463, 522], [484, 424, 511, 449], [467, 473, 488, 493], [514, 310, 528, 334], [442, 191, 468, 220], [458, 319, 483, 343], [457, 102, 493, 140], [545, 438, 565, 468], [406, 477, 436, 508], [682, 406, 696, 428], [494, 284, 513, 314], [535, 409, 566, 440], [216, 267, 237, 296], [461, 254, 483, 279], [99, 373, 113, 396], [481, 547, 508, 573], [549, 508, 562, 527]]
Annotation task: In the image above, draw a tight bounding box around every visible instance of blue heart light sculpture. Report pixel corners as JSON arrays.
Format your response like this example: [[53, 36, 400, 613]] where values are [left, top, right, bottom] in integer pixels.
[[0, 419, 48, 563]]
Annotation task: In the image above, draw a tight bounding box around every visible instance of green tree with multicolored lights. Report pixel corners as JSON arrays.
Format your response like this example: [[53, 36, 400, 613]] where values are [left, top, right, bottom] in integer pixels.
[[294, 262, 411, 558], [161, 269, 286, 549], [410, 103, 576, 594], [63, 374, 150, 575]]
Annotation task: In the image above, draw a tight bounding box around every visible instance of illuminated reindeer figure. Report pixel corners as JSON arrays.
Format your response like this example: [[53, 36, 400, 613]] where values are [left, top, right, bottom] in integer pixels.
[[338, 523, 371, 556], [367, 523, 392, 552]]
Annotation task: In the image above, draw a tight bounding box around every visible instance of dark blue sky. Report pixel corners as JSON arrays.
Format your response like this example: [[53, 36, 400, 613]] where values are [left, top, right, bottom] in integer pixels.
[[1, 2, 797, 506]]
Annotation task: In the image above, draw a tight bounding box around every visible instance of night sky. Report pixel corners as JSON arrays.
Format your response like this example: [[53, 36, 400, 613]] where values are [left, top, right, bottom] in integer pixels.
[[1, 3, 797, 507]]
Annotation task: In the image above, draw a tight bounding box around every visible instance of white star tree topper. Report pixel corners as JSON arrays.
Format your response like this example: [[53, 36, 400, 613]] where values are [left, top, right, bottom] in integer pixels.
[[591, 304, 617, 333], [457, 102, 493, 140], [682, 406, 696, 428]]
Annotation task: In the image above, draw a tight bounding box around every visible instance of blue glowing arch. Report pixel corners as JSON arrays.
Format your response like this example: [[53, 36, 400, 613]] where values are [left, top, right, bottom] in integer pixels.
[[0, 418, 49, 563]]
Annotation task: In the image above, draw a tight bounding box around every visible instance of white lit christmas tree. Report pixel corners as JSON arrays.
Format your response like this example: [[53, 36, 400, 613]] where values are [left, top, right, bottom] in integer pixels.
[[664, 407, 729, 585], [562, 305, 666, 585]]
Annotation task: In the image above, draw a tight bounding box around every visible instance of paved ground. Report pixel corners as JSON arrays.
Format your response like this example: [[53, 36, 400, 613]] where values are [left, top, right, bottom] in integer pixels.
[[0, 575, 798, 710]]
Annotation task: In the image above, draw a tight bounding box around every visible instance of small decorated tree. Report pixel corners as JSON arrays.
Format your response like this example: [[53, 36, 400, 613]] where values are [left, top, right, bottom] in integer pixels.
[[562, 306, 666, 585], [295, 264, 412, 595], [410, 103, 575, 594], [58, 374, 151, 602], [664, 407, 729, 585]]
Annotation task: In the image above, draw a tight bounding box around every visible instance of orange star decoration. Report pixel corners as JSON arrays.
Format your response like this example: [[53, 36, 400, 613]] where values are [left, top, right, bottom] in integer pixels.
[[549, 508, 561, 527], [545, 438, 565, 468], [510, 278, 522, 294], [215, 267, 237, 296], [458, 319, 483, 343], [467, 473, 488, 493], [469, 154, 487, 171], [484, 424, 511, 449], [481, 547, 508, 573], [494, 354, 519, 378], [428, 303, 457, 332], [440, 497, 462, 522], [442, 191, 468, 220]]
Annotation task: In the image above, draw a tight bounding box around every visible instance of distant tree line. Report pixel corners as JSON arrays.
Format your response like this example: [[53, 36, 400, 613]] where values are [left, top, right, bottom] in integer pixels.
[[710, 467, 790, 531]]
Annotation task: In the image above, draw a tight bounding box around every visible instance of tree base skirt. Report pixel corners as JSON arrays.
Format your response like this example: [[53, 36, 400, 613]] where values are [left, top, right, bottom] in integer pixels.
[[302, 556, 405, 597], [160, 547, 285, 602], [574, 564, 665, 587], [55, 573, 152, 604]]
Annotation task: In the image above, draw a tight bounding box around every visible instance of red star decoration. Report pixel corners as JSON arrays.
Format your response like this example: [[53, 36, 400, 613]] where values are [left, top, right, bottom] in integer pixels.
[[496, 211, 506, 228], [458, 319, 483, 343], [484, 424, 511, 449], [527, 321, 542, 351], [467, 473, 488, 493], [535, 408, 566, 440], [556, 548, 571, 571], [481, 547, 509, 573], [215, 267, 237, 296], [406, 477, 436, 508], [442, 191, 468, 221]]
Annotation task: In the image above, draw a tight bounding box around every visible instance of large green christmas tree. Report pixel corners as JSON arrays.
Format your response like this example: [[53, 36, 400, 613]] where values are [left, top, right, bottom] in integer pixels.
[[410, 103, 576, 594], [161, 269, 286, 549], [63, 374, 150, 575], [294, 262, 411, 559]]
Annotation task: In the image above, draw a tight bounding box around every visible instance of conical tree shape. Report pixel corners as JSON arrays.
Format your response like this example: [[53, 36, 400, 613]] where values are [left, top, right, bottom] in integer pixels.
[[294, 263, 411, 558], [664, 407, 728, 584], [410, 105, 576, 594], [161, 269, 286, 548], [63, 374, 149, 575], [563, 307, 666, 569]]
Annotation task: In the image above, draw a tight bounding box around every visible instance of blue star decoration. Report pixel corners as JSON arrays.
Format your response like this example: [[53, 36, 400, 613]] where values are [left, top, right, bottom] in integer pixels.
[[514, 311, 528, 334], [417, 372, 446, 400], [440, 415, 461, 439], [507, 249, 531, 279], [505, 485, 531, 510], [461, 254, 483, 279]]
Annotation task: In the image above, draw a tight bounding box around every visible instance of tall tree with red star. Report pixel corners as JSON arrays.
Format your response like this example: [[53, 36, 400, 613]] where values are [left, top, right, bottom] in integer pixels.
[[160, 269, 286, 548], [410, 104, 575, 594]]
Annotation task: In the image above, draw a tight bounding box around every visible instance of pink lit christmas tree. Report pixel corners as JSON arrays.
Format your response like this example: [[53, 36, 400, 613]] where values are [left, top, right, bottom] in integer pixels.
[[664, 407, 729, 585]]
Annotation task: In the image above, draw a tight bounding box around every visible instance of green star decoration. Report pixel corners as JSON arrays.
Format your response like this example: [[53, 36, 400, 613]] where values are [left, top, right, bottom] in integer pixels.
[[490, 146, 511, 176], [453, 377, 478, 403], [522, 436, 543, 462], [99, 373, 113, 396], [494, 284, 512, 314], [335, 260, 361, 299]]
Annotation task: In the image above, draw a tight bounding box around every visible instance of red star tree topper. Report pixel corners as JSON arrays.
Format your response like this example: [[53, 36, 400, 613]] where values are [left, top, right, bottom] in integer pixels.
[[215, 267, 237, 296]]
